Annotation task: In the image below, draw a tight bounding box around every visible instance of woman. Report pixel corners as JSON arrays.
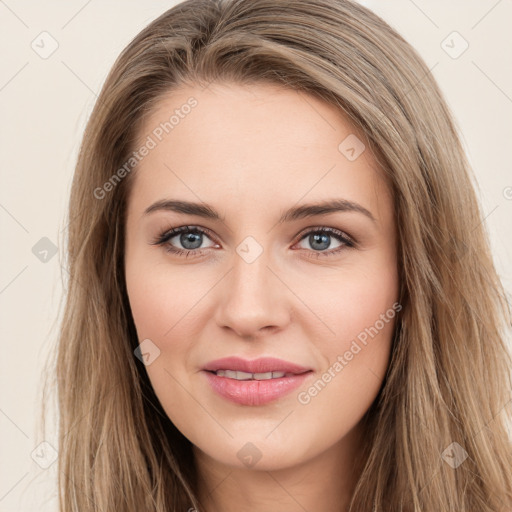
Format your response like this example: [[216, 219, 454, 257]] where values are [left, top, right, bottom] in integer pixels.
[[54, 0, 512, 510]]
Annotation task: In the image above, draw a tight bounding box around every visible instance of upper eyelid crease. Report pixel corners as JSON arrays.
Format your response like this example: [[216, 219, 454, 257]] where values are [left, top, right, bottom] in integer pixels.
[[143, 198, 376, 225]]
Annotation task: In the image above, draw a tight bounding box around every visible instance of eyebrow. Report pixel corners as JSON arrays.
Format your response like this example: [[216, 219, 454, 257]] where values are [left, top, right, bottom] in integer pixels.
[[143, 198, 376, 224]]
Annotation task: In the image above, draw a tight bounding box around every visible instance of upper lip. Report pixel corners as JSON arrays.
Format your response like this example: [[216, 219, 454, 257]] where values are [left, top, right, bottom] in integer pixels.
[[203, 356, 312, 374]]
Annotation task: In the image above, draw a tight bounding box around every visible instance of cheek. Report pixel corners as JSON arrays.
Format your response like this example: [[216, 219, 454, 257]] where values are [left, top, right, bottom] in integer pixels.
[[125, 256, 212, 401], [125, 256, 203, 340], [292, 267, 398, 440], [294, 255, 399, 350], [125, 259, 200, 418], [295, 255, 399, 403]]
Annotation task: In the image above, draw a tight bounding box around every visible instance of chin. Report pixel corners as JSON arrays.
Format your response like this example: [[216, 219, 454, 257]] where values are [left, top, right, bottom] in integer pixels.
[[193, 435, 312, 472]]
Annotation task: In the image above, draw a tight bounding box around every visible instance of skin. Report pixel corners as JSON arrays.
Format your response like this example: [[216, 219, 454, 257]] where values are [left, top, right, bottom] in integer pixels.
[[124, 82, 399, 512]]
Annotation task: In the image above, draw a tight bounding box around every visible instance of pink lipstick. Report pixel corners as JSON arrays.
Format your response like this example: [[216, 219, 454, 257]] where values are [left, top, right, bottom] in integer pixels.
[[202, 356, 313, 406]]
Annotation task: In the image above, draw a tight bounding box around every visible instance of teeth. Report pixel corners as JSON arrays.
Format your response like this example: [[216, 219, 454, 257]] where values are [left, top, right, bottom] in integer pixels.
[[214, 370, 287, 380]]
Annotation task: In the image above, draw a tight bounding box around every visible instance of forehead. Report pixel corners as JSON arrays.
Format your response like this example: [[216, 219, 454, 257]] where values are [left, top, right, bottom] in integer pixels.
[[128, 82, 391, 222]]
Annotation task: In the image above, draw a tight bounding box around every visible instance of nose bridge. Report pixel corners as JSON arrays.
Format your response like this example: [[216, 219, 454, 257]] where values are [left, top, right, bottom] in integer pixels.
[[230, 235, 275, 301], [214, 234, 290, 336]]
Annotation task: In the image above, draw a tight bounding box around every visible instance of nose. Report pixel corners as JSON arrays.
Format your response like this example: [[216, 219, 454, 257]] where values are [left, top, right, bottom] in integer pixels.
[[213, 246, 291, 339]]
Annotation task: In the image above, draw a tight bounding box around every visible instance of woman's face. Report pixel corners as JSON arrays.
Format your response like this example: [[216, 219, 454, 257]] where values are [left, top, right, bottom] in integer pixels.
[[124, 82, 399, 471]]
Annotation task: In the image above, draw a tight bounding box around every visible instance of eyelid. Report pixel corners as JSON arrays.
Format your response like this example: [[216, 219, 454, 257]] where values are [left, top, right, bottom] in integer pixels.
[[150, 225, 219, 246], [293, 225, 355, 246]]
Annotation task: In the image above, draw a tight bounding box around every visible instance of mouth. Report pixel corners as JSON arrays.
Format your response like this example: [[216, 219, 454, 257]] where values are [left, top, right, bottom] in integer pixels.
[[201, 356, 313, 406]]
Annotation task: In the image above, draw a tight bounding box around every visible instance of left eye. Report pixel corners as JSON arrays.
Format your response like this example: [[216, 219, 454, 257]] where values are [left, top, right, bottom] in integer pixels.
[[295, 228, 354, 255], [151, 226, 354, 258]]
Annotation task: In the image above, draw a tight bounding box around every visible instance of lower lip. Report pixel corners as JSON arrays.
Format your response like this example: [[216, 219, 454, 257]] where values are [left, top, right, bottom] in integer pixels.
[[203, 370, 312, 406]]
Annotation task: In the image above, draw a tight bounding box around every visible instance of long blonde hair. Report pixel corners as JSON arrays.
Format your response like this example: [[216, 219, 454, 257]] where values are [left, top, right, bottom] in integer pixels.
[[50, 0, 512, 510]]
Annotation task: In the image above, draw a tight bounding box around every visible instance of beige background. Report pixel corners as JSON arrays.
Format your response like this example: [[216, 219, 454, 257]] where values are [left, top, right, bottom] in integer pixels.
[[1, 1, 511, 510]]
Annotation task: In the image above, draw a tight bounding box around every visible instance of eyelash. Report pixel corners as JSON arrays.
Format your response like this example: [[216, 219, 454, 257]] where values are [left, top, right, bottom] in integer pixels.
[[150, 225, 356, 259]]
